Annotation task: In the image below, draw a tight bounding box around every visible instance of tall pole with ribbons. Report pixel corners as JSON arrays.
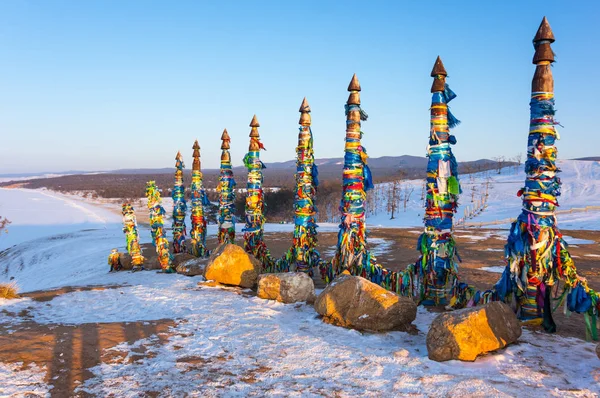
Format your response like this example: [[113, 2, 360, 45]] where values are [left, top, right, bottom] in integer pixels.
[[171, 151, 187, 254], [146, 181, 174, 273], [217, 129, 236, 244], [416, 57, 462, 305], [121, 202, 145, 270], [325, 74, 375, 281], [497, 17, 600, 338], [189, 140, 210, 257], [281, 98, 320, 273], [243, 115, 273, 268]]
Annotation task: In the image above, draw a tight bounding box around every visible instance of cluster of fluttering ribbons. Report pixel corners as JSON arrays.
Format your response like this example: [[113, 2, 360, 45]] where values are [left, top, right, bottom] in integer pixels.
[[320, 74, 377, 283], [121, 202, 145, 269], [189, 140, 210, 257], [243, 115, 274, 269], [239, 105, 322, 275], [146, 181, 174, 272], [217, 130, 236, 244], [316, 72, 464, 306], [500, 91, 565, 327], [414, 57, 462, 306], [108, 248, 121, 272], [171, 151, 187, 254], [278, 98, 320, 274], [493, 18, 599, 339], [444, 18, 599, 341]]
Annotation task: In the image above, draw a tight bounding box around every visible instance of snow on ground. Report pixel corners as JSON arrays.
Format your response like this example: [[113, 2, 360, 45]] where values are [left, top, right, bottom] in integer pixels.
[[365, 237, 394, 254], [562, 235, 596, 245], [368, 160, 600, 230], [0, 182, 599, 396], [480, 266, 506, 274], [0, 226, 132, 292], [320, 238, 395, 261], [0, 173, 73, 184], [454, 234, 489, 241], [1, 271, 599, 396], [0, 188, 121, 252], [0, 362, 50, 397]]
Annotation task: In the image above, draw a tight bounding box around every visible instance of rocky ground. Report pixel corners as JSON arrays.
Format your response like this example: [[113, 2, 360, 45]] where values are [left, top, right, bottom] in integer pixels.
[[264, 227, 600, 341]]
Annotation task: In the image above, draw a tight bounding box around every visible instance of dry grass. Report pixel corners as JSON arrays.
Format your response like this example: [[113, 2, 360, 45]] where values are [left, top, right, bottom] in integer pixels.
[[0, 283, 19, 299]]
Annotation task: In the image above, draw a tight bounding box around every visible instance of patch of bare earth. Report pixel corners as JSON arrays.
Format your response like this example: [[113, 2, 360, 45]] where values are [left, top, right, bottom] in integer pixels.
[[261, 227, 600, 340], [0, 285, 175, 397]]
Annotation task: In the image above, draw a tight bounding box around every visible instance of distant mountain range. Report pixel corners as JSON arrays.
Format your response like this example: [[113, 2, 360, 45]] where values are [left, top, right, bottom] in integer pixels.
[[0, 155, 506, 198], [574, 157, 600, 161], [2, 156, 598, 181], [109, 155, 502, 181], [5, 156, 600, 200]]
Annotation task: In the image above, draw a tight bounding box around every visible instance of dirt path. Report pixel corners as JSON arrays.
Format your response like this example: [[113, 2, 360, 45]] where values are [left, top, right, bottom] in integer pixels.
[[1, 286, 175, 397]]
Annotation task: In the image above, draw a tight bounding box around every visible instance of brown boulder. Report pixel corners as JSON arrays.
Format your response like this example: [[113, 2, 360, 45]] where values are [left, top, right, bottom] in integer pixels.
[[172, 252, 195, 266], [118, 252, 133, 270], [175, 255, 207, 276], [314, 273, 417, 332], [118, 244, 194, 272], [426, 301, 521, 362], [119, 248, 161, 271], [257, 272, 316, 304], [596, 343, 600, 360], [204, 243, 261, 288]]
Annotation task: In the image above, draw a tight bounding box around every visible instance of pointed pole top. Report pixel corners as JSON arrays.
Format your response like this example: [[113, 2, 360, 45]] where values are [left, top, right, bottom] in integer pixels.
[[531, 17, 555, 91], [532, 17, 555, 64], [249, 115, 260, 139], [176, 150, 183, 160], [299, 97, 311, 126], [221, 128, 230, 141], [430, 56, 447, 77], [347, 73, 361, 91], [221, 128, 231, 150], [533, 16, 555, 43], [192, 141, 200, 171], [299, 97, 311, 113]]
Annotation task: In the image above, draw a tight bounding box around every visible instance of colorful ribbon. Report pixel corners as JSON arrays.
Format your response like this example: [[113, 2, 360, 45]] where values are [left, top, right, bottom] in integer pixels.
[[108, 248, 122, 272], [448, 26, 600, 340], [320, 76, 380, 283], [121, 203, 145, 269], [217, 131, 236, 245], [146, 181, 174, 273], [243, 117, 274, 269], [415, 80, 462, 306], [277, 100, 321, 274], [190, 141, 210, 257], [318, 74, 464, 306], [496, 91, 600, 338], [171, 152, 187, 254]]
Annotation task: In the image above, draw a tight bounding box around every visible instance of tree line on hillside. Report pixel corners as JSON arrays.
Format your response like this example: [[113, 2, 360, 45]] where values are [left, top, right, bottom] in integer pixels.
[[0, 158, 515, 223]]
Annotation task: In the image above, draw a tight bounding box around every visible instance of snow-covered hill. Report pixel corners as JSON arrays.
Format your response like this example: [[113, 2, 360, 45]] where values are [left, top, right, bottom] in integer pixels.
[[0, 188, 121, 252], [367, 159, 600, 230]]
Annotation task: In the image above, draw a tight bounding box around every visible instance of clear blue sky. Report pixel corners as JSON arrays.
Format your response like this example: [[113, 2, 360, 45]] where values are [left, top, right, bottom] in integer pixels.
[[0, 1, 598, 173]]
